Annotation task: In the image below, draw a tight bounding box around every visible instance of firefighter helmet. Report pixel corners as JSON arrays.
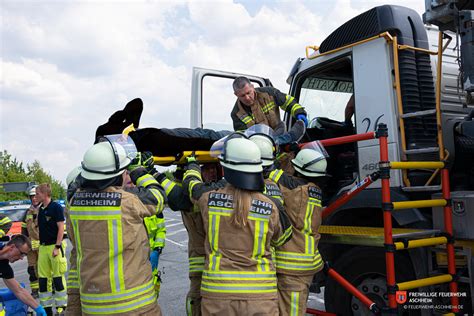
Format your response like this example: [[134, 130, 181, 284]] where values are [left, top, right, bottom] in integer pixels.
[[218, 134, 264, 191], [291, 141, 328, 178], [66, 166, 82, 187]]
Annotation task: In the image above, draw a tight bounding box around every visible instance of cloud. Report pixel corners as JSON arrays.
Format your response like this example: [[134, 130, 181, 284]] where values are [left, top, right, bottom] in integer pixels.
[[1, 0, 431, 183]]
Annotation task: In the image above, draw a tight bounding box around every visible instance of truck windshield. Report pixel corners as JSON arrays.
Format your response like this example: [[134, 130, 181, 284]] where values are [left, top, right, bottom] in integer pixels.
[[296, 57, 354, 127]]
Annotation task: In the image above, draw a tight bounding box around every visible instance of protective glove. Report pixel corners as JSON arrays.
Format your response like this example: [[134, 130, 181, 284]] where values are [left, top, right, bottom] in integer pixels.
[[186, 152, 197, 164], [34, 305, 47, 316], [129, 151, 155, 173], [150, 248, 161, 271], [296, 114, 308, 127]]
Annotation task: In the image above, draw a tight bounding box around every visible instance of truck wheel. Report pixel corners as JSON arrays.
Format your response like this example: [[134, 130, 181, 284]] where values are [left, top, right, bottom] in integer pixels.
[[324, 247, 419, 315]]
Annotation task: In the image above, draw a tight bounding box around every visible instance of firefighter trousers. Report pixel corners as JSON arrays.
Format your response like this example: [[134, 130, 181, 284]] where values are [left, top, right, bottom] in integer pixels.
[[26, 248, 39, 291], [201, 297, 278, 316], [186, 276, 202, 316], [38, 243, 68, 310], [277, 274, 314, 316]]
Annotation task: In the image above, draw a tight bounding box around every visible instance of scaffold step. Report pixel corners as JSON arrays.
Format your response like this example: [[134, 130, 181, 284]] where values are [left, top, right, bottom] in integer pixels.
[[394, 236, 447, 250], [401, 109, 437, 118], [405, 147, 440, 154], [397, 274, 452, 291], [402, 185, 441, 192]]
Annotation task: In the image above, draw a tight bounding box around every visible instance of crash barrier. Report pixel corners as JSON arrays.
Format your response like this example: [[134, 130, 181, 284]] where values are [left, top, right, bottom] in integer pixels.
[[0, 283, 29, 316]]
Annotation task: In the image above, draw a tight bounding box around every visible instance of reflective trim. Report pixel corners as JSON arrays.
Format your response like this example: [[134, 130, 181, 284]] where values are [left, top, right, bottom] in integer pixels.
[[281, 95, 295, 111], [303, 202, 315, 254], [72, 219, 83, 287], [275, 251, 315, 261], [160, 178, 176, 196], [272, 225, 292, 247], [186, 297, 193, 316], [252, 219, 269, 272], [108, 219, 124, 293], [149, 188, 164, 214], [0, 217, 11, 225], [262, 101, 275, 113], [136, 174, 157, 188], [291, 291, 300, 316], [248, 213, 270, 221], [184, 169, 203, 182], [269, 169, 284, 183], [203, 271, 275, 280], [201, 281, 277, 293], [290, 103, 303, 117], [81, 280, 154, 302], [189, 256, 205, 272], [39, 292, 54, 307], [240, 114, 254, 124], [209, 206, 232, 216], [208, 214, 221, 271], [81, 290, 157, 315]]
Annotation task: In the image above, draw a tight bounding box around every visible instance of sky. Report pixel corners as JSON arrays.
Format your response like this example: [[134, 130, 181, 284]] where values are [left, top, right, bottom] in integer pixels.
[[0, 0, 424, 184]]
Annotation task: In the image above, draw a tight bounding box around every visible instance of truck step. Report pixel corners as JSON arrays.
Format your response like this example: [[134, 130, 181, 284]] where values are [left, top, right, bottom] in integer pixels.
[[404, 147, 440, 154], [401, 109, 437, 119], [402, 185, 442, 192]]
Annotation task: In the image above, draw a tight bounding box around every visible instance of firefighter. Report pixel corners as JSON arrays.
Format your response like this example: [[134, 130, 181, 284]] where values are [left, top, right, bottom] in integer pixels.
[[22, 185, 41, 298], [165, 163, 225, 316], [35, 183, 68, 316], [69, 135, 166, 315], [65, 166, 83, 316], [261, 141, 327, 316], [184, 134, 293, 316], [231, 76, 308, 131]]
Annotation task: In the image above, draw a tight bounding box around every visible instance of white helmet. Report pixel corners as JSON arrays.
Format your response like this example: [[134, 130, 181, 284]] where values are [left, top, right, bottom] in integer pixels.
[[66, 166, 82, 187], [81, 135, 136, 180], [245, 124, 276, 167], [249, 134, 276, 167], [27, 185, 37, 196], [291, 141, 328, 178], [217, 134, 264, 190]]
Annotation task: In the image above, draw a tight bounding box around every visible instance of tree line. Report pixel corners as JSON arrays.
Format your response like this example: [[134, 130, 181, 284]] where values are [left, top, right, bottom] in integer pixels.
[[0, 150, 65, 201]]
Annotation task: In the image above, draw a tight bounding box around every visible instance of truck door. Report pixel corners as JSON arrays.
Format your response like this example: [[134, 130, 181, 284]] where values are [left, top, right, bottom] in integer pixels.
[[190, 67, 272, 129]]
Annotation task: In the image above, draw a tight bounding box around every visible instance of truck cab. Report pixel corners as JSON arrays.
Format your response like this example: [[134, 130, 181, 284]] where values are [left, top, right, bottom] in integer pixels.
[[190, 4, 474, 314]]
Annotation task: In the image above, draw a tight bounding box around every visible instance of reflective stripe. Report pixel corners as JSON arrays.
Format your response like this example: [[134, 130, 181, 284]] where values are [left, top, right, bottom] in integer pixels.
[[72, 219, 83, 287], [252, 219, 269, 272], [291, 291, 300, 316], [188, 180, 201, 197], [240, 114, 254, 124], [201, 281, 277, 293], [203, 271, 275, 280], [275, 252, 315, 261], [136, 174, 157, 188], [291, 103, 304, 117], [54, 290, 67, 306], [184, 169, 203, 182], [303, 202, 315, 254], [68, 269, 79, 288], [209, 206, 232, 216], [81, 290, 156, 315], [81, 280, 154, 302], [108, 219, 124, 292], [149, 188, 164, 214], [281, 95, 294, 111], [160, 178, 176, 196], [262, 101, 275, 113], [0, 217, 11, 225], [248, 213, 270, 221], [276, 251, 323, 271], [208, 214, 221, 271], [39, 292, 54, 307], [189, 256, 205, 273], [186, 297, 193, 316], [272, 225, 292, 247], [269, 169, 284, 183]]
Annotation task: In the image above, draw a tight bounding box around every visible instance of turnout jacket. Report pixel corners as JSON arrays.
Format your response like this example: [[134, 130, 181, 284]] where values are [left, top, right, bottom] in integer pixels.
[[22, 204, 40, 250], [268, 168, 323, 276], [231, 86, 306, 131], [69, 168, 166, 315], [184, 162, 293, 300]]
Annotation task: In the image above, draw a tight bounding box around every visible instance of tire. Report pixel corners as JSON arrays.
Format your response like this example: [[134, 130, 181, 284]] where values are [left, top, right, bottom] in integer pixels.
[[324, 247, 419, 315]]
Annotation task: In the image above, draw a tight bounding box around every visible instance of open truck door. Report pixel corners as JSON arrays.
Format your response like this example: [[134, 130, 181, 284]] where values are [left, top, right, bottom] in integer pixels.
[[190, 67, 273, 129]]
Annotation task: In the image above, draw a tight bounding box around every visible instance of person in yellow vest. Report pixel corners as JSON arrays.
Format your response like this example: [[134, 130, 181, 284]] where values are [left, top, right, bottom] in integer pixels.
[[22, 185, 42, 298], [231, 76, 308, 132], [264, 142, 328, 316], [65, 166, 83, 316], [69, 135, 166, 315], [184, 134, 293, 315], [0, 215, 12, 239], [35, 183, 68, 316]]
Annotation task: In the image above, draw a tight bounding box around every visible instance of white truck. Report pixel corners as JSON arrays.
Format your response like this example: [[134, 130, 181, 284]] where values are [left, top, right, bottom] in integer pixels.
[[190, 3, 474, 315]]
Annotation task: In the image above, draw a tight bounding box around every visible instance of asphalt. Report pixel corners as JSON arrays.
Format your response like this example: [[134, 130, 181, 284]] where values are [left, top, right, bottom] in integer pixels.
[[2, 208, 325, 315]]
